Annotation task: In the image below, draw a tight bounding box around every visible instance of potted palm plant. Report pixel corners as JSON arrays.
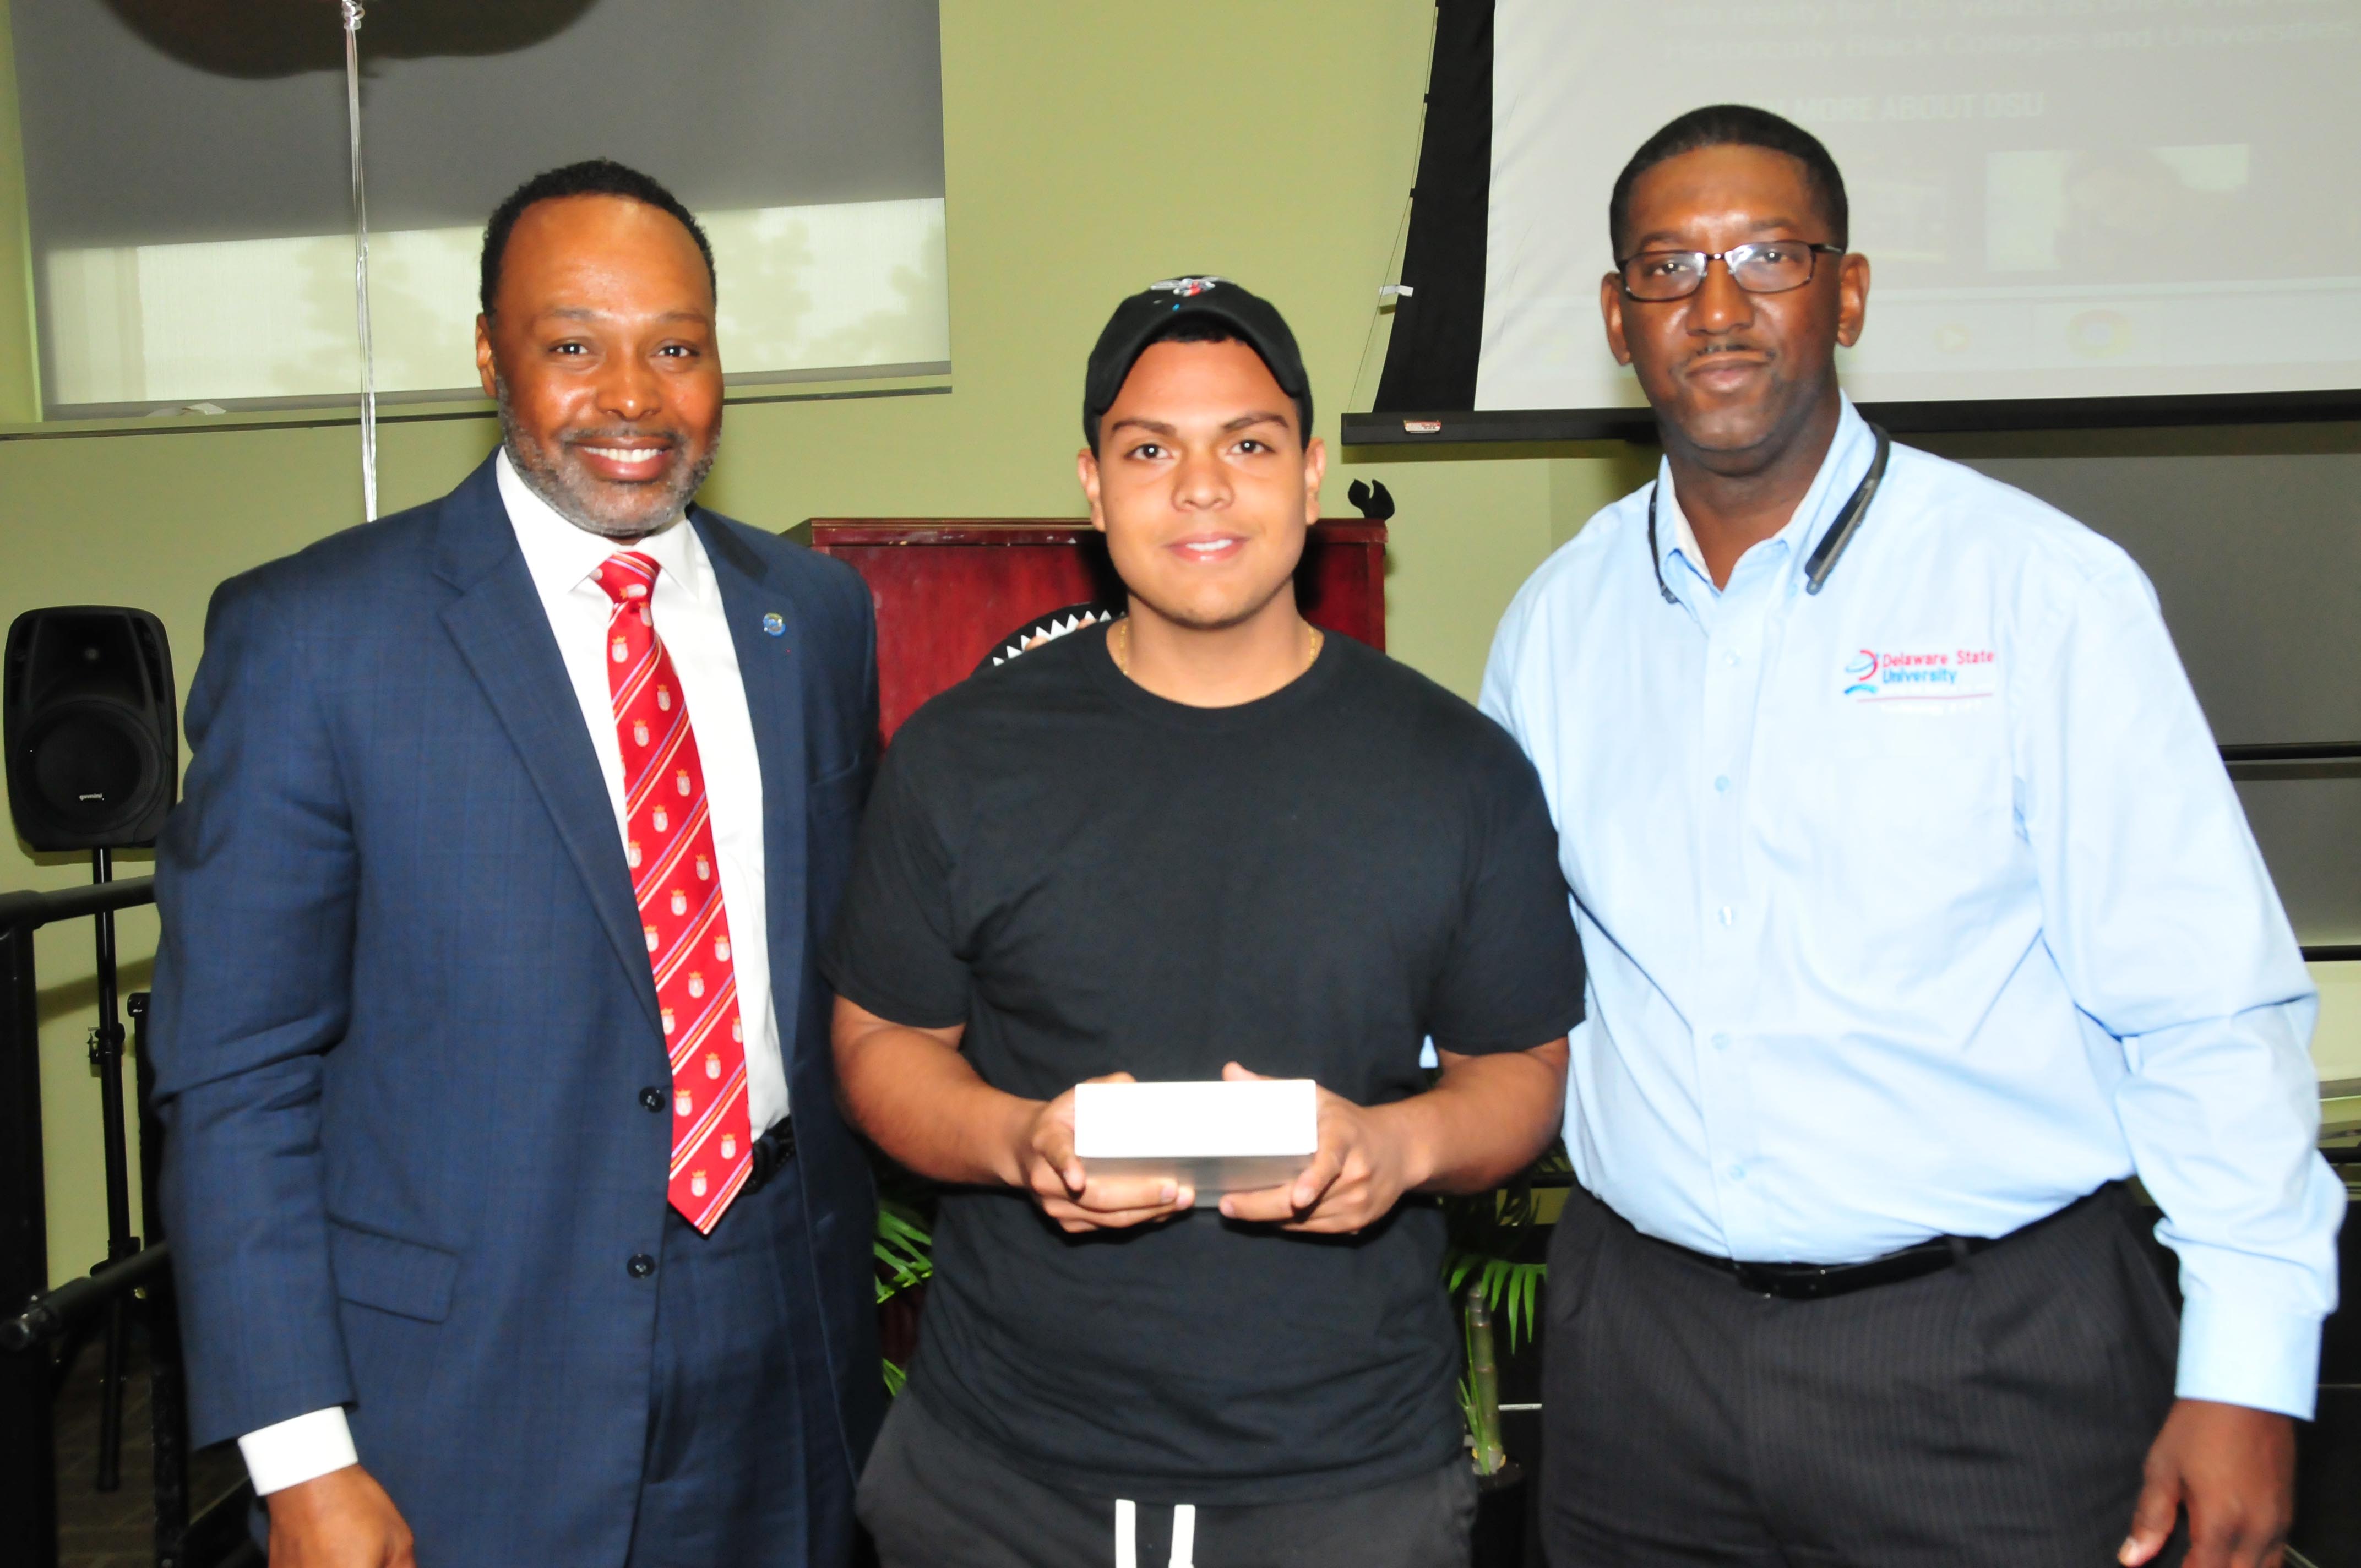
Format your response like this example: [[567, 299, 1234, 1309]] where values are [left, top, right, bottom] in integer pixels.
[[1445, 1145, 1566, 1566], [873, 1170, 935, 1393]]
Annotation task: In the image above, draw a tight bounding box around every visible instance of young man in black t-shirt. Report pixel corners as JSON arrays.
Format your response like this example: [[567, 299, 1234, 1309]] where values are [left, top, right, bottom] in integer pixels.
[[826, 278, 1586, 1568]]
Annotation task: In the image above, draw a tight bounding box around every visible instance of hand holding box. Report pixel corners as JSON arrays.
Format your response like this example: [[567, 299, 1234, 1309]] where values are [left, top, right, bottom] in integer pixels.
[[1072, 1078, 1319, 1207]]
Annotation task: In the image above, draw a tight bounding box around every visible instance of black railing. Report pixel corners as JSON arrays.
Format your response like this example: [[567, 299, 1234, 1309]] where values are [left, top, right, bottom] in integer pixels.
[[1, 874, 253, 1568], [0, 875, 158, 932], [0, 1244, 174, 1354], [2219, 742, 2361, 766]]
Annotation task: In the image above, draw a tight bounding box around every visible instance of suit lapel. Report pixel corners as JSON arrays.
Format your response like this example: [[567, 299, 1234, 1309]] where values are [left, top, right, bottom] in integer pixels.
[[695, 511, 809, 1051], [432, 458, 662, 1035]]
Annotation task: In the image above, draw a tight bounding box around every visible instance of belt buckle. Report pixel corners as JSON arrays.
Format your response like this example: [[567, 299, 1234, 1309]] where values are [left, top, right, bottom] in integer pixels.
[[1731, 1260, 1842, 1300]]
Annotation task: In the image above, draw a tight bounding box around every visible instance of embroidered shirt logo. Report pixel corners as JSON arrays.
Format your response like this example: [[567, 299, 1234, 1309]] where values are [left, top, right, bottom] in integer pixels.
[[1842, 647, 1998, 702]]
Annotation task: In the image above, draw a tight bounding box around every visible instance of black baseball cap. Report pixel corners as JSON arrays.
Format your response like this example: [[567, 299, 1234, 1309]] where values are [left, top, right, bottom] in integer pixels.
[[1081, 275, 1313, 449]]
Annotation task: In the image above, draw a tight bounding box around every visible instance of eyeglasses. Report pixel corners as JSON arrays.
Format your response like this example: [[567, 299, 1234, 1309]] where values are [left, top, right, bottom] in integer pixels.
[[1614, 242, 1844, 302]]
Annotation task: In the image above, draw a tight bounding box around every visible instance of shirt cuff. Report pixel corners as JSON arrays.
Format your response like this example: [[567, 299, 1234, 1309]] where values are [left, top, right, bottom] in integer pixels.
[[238, 1406, 358, 1495], [2174, 1292, 2324, 1420]]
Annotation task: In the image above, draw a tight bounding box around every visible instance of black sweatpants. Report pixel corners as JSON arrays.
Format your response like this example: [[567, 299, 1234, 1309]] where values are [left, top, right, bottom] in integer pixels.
[[1542, 1182, 2184, 1568], [858, 1389, 1478, 1568]]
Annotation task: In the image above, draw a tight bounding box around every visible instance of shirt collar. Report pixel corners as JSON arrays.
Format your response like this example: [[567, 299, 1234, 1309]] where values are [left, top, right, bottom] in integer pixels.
[[1651, 395, 1876, 605], [1661, 482, 1713, 593], [495, 446, 709, 605]]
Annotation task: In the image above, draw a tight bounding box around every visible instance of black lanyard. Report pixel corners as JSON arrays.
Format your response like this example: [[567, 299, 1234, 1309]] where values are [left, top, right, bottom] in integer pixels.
[[1646, 423, 1892, 604]]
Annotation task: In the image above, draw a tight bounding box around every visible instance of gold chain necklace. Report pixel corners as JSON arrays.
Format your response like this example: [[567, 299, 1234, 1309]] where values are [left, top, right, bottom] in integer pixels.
[[1108, 618, 1323, 681]]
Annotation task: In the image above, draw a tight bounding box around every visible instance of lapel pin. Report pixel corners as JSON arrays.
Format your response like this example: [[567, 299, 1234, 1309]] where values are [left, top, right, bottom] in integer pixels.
[[761, 612, 786, 638]]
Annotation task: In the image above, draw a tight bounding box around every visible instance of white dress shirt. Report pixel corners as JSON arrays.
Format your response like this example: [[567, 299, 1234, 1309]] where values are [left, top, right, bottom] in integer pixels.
[[1483, 398, 2342, 1419], [239, 449, 788, 1493]]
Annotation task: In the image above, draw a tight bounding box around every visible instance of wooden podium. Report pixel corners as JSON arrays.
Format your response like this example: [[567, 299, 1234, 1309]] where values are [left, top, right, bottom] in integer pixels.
[[798, 520, 1388, 742]]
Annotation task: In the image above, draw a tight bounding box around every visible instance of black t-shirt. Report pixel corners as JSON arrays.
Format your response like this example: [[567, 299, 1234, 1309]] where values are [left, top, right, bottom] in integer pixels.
[[824, 625, 1586, 1504]]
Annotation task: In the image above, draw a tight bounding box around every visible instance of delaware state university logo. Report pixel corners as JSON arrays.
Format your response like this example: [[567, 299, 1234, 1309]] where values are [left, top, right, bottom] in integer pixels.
[[1842, 647, 1998, 703]]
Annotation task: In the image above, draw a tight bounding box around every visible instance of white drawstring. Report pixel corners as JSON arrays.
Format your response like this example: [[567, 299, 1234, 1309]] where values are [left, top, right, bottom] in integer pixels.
[[1113, 1499, 1195, 1567]]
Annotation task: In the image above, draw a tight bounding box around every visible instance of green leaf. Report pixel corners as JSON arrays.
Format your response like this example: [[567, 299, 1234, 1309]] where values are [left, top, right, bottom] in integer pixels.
[[874, 1196, 936, 1304]]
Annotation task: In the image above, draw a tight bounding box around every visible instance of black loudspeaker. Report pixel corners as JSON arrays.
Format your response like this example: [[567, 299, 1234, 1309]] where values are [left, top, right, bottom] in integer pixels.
[[4, 607, 178, 850]]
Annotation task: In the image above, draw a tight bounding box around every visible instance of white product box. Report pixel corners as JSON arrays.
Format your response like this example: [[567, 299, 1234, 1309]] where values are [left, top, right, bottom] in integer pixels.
[[1072, 1079, 1320, 1206]]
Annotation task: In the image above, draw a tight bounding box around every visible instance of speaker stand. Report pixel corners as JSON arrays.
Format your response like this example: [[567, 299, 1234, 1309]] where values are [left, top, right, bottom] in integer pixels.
[[86, 848, 137, 1494]]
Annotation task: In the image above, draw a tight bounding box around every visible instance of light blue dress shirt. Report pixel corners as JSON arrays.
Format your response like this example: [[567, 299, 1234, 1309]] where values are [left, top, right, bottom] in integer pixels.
[[1481, 398, 2343, 1419]]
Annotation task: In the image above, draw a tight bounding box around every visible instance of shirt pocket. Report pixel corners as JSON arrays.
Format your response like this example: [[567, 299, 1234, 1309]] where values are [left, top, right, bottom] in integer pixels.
[[1793, 708, 2017, 906]]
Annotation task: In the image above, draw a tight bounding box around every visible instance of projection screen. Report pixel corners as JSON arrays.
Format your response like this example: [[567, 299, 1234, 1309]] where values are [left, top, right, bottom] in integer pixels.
[[1363, 0, 2361, 435]]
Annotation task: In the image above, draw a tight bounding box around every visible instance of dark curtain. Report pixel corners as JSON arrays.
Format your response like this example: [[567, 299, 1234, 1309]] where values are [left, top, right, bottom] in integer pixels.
[[1372, 0, 1493, 413]]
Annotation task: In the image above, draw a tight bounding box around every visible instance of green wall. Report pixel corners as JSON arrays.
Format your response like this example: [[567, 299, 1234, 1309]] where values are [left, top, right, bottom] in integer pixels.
[[0, 0, 35, 422]]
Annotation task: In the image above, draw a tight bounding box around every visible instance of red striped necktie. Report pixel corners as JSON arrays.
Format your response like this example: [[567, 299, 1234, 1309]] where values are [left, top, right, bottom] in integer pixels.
[[594, 551, 752, 1233]]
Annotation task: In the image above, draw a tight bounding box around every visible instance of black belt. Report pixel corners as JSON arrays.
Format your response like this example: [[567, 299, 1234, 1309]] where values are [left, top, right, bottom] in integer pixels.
[[744, 1117, 797, 1194], [1650, 1183, 2113, 1301]]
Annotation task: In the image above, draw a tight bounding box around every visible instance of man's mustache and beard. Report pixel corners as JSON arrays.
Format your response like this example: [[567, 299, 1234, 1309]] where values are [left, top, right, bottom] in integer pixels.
[[496, 374, 721, 541]]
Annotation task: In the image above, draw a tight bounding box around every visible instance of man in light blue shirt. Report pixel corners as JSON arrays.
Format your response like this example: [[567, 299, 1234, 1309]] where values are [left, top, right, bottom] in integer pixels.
[[1482, 106, 2341, 1568]]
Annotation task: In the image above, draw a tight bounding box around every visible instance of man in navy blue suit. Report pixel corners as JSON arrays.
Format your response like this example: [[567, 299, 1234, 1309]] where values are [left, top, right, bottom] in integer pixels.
[[149, 160, 883, 1567]]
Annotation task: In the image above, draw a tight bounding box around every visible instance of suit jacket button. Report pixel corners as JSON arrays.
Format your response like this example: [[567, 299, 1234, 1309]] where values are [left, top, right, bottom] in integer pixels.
[[628, 1254, 656, 1278], [639, 1087, 664, 1112]]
